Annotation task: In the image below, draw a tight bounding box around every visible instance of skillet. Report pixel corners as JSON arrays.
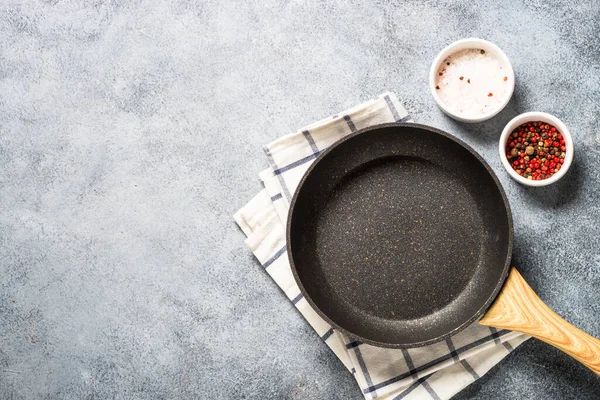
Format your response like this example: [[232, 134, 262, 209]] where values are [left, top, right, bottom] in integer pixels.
[[287, 123, 600, 373]]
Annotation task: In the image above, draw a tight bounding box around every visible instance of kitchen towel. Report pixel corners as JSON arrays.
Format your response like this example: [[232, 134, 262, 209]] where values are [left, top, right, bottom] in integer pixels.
[[234, 92, 530, 399]]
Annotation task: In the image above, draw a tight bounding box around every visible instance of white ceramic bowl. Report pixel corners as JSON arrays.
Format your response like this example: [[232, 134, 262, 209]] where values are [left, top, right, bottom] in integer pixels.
[[429, 38, 515, 123], [499, 112, 574, 187]]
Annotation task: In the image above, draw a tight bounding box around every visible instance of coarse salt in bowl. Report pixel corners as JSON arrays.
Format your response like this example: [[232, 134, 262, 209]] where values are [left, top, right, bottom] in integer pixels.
[[429, 38, 515, 123]]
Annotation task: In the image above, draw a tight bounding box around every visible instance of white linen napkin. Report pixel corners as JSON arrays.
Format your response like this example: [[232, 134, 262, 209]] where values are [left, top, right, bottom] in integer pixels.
[[234, 92, 530, 399]]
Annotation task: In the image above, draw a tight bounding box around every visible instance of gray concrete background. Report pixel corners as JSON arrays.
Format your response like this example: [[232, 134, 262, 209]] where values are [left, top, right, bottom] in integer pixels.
[[1, 0, 599, 399]]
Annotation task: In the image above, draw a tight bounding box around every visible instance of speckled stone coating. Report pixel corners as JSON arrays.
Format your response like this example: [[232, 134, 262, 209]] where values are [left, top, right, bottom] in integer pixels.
[[1, 0, 599, 399], [288, 124, 512, 347]]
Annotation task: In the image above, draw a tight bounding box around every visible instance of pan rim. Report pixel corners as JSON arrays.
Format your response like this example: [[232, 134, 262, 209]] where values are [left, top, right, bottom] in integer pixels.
[[286, 122, 514, 348]]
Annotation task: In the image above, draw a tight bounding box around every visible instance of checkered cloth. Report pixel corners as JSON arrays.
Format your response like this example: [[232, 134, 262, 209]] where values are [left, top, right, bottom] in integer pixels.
[[234, 92, 530, 399]]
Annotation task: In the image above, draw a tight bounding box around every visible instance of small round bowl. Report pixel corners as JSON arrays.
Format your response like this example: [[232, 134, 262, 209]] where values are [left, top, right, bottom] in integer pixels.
[[499, 112, 574, 187], [429, 38, 515, 123]]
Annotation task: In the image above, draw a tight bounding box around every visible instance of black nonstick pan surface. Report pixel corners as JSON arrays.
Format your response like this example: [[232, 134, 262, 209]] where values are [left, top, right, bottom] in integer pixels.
[[287, 123, 513, 347]]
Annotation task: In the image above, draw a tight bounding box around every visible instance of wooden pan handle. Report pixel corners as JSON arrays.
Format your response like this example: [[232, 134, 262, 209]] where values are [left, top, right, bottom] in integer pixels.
[[479, 267, 600, 375]]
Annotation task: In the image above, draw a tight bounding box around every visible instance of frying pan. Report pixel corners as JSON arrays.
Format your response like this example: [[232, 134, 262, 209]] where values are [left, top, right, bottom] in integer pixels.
[[287, 123, 600, 374]]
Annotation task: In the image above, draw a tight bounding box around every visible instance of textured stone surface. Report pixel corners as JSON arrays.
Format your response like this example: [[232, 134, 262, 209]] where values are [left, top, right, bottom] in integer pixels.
[[0, 1, 598, 399]]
